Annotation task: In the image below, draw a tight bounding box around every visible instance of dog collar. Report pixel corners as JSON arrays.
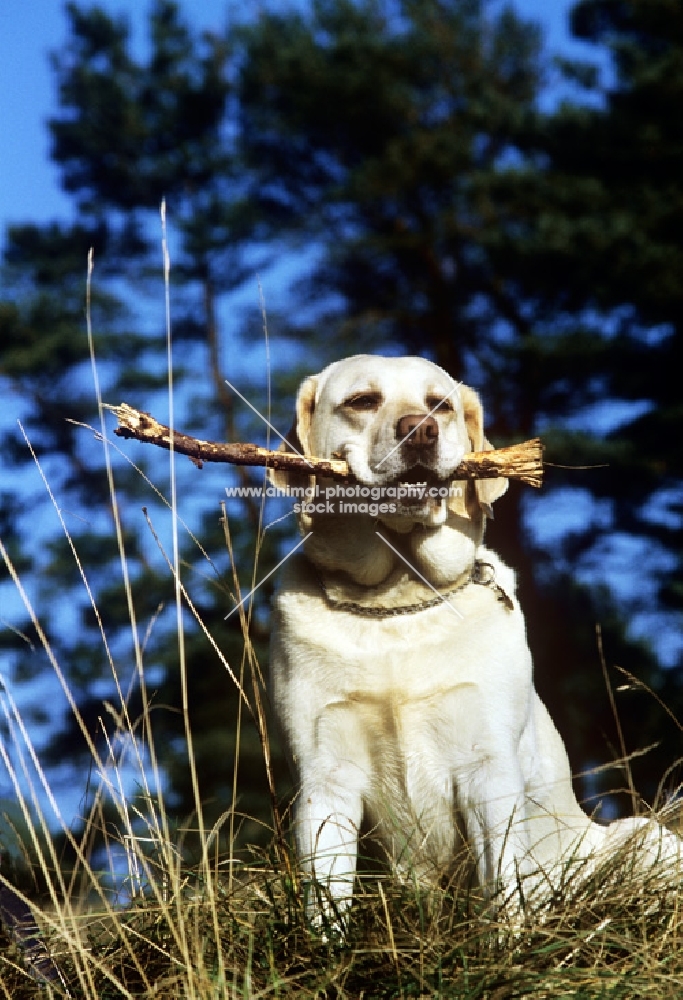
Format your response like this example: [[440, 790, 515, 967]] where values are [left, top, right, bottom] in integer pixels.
[[318, 559, 513, 617]]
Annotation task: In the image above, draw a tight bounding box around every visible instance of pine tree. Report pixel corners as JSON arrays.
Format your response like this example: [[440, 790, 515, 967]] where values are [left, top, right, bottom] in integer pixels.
[[0, 1, 288, 867], [2, 0, 681, 868], [234, 0, 682, 805]]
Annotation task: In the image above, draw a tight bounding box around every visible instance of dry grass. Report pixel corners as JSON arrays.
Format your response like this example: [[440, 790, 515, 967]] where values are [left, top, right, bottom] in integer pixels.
[[1, 256, 681, 998], [2, 836, 683, 998]]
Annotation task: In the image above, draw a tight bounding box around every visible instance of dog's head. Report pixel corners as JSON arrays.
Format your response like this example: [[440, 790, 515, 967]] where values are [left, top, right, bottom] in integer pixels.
[[272, 355, 507, 525]]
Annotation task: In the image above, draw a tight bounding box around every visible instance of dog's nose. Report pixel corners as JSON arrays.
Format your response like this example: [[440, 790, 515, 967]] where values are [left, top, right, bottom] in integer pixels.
[[396, 414, 439, 447]]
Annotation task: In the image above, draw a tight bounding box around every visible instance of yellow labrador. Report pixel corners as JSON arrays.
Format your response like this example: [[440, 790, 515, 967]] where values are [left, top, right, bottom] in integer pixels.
[[269, 355, 678, 926]]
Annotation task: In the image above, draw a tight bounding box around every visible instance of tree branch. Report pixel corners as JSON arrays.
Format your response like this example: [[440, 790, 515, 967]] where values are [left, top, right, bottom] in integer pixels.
[[105, 402, 544, 487]]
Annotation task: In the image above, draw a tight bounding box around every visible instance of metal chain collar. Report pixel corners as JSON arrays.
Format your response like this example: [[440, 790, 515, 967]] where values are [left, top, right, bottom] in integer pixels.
[[319, 559, 513, 618]]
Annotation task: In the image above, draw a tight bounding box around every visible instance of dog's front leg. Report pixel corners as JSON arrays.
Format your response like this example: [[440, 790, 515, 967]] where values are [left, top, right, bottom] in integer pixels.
[[296, 780, 363, 932], [295, 703, 370, 934]]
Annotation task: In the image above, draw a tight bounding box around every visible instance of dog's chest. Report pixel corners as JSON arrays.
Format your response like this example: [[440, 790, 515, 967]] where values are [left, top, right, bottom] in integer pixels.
[[271, 554, 528, 703]]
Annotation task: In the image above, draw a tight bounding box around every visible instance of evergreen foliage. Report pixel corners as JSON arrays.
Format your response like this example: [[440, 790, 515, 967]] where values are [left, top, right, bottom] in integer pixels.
[[0, 0, 681, 878]]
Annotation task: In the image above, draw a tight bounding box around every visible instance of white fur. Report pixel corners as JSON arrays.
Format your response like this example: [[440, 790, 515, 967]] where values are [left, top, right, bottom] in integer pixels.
[[269, 355, 680, 928]]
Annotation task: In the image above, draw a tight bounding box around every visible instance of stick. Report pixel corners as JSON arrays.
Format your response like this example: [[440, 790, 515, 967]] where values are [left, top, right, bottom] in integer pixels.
[[104, 402, 544, 487]]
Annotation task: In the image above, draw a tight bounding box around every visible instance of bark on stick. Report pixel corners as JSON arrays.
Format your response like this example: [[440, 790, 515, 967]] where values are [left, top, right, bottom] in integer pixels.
[[106, 402, 544, 487]]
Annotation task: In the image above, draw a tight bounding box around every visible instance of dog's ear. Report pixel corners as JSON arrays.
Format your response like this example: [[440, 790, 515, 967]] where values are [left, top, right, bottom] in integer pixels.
[[267, 375, 318, 492], [292, 375, 318, 457], [459, 385, 508, 516]]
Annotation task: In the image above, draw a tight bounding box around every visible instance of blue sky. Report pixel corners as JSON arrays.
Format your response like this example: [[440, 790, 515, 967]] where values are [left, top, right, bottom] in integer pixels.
[[0, 1, 232, 235], [0, 0, 603, 247]]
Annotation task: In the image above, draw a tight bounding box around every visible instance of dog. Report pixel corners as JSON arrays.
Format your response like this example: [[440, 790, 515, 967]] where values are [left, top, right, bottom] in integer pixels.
[[269, 354, 679, 927]]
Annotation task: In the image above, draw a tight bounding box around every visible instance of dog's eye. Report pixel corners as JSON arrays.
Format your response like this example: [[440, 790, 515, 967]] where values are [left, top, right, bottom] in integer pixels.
[[426, 396, 454, 413], [344, 392, 383, 411]]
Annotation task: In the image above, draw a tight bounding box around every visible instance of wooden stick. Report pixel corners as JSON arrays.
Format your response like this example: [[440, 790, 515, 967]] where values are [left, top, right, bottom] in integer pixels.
[[105, 402, 544, 487]]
